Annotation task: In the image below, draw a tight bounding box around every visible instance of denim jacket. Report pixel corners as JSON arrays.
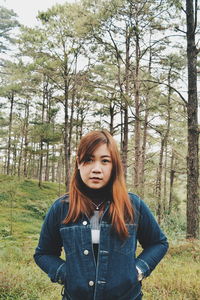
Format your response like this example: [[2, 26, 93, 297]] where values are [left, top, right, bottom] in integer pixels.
[[34, 193, 168, 300]]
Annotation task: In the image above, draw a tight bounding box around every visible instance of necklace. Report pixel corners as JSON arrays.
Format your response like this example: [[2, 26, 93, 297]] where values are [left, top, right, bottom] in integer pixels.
[[89, 200, 106, 210]]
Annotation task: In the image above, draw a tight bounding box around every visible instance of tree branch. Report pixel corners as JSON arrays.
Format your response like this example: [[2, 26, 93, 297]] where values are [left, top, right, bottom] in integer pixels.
[[143, 79, 187, 105]]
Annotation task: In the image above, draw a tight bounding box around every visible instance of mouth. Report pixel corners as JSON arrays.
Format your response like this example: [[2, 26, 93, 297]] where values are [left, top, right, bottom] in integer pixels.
[[90, 177, 103, 181]]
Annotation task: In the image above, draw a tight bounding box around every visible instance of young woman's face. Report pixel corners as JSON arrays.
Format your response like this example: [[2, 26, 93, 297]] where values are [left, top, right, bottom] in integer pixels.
[[78, 143, 113, 189]]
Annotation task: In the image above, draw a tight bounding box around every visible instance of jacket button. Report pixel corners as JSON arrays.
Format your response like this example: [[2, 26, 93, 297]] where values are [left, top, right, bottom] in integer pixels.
[[89, 281, 94, 286], [82, 221, 87, 225], [84, 250, 89, 255]]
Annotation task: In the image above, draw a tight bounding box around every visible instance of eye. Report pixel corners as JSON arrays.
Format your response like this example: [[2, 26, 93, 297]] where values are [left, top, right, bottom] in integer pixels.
[[102, 159, 111, 164], [84, 157, 93, 163]]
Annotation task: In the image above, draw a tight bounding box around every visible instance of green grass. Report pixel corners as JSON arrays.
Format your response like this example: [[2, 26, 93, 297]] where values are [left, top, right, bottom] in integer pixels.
[[0, 175, 199, 299], [143, 241, 200, 299], [0, 174, 65, 238]]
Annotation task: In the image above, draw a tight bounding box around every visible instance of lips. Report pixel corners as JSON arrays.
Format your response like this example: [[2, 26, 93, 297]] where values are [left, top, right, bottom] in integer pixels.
[[90, 177, 102, 181]]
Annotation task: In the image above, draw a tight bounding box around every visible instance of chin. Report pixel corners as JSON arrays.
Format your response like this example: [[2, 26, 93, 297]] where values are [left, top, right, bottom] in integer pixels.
[[87, 183, 105, 189], [90, 185, 103, 189]]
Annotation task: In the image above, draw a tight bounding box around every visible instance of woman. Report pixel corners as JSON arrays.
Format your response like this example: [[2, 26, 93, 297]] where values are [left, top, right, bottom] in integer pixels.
[[34, 130, 168, 300]]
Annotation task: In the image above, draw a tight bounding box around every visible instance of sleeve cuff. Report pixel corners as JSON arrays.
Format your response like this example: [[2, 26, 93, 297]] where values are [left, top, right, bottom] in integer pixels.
[[136, 266, 144, 281], [135, 258, 150, 278], [49, 262, 66, 284], [56, 262, 66, 284]]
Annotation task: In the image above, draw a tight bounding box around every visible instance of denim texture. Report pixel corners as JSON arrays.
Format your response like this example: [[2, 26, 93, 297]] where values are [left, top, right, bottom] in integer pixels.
[[34, 193, 168, 300]]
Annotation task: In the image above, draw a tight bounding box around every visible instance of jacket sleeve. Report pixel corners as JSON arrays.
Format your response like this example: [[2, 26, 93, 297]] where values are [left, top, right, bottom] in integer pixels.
[[135, 198, 169, 278], [33, 199, 66, 284]]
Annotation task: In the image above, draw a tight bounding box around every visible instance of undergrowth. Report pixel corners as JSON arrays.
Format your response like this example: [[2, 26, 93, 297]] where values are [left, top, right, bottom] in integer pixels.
[[0, 175, 199, 299]]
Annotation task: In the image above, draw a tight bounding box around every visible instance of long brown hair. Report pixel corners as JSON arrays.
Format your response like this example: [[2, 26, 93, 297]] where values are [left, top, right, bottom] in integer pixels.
[[63, 130, 134, 239]]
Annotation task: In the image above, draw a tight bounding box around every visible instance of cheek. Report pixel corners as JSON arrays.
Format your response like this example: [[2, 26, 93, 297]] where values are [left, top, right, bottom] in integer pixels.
[[79, 166, 89, 178], [105, 166, 112, 178]]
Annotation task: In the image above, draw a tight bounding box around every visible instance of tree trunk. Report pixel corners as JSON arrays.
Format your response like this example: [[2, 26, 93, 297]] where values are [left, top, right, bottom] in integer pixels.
[[163, 145, 168, 214], [140, 94, 149, 197], [57, 147, 63, 195], [63, 55, 70, 191], [109, 100, 115, 135], [163, 68, 172, 214], [120, 104, 123, 155], [168, 150, 175, 214], [38, 79, 46, 188], [140, 31, 152, 196], [67, 55, 77, 188], [122, 105, 128, 177], [23, 98, 30, 177], [38, 141, 44, 187], [18, 136, 24, 177], [75, 102, 80, 152], [51, 144, 55, 182], [12, 138, 17, 175], [7, 91, 14, 175], [121, 24, 130, 178], [27, 145, 32, 179], [31, 142, 37, 179], [186, 0, 199, 239], [45, 142, 49, 181], [156, 137, 165, 224], [134, 27, 142, 192], [79, 108, 84, 139]]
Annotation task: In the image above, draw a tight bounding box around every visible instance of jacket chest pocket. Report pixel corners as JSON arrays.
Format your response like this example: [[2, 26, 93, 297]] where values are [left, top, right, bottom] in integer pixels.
[[60, 226, 76, 255], [113, 224, 137, 256]]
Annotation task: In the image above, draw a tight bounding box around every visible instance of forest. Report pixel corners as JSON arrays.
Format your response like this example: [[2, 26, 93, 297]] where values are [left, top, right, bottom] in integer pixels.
[[0, 0, 199, 299], [1, 0, 199, 236]]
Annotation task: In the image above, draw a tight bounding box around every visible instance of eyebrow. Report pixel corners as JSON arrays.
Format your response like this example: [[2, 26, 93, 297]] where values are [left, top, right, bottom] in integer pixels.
[[90, 155, 111, 158]]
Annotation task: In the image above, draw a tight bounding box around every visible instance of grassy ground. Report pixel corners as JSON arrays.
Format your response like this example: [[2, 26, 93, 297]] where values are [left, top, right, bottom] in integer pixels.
[[0, 175, 199, 299]]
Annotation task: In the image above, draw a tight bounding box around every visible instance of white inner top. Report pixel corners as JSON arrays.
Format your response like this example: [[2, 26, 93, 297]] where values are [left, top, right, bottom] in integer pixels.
[[90, 210, 100, 244], [91, 229, 100, 244]]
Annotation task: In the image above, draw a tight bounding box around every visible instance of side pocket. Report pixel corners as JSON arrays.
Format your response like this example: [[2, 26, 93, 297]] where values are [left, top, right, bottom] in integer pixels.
[[113, 224, 137, 256], [61, 288, 72, 300], [118, 282, 142, 300]]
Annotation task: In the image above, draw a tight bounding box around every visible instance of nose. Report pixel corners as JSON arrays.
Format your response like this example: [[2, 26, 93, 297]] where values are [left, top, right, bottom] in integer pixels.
[[91, 161, 102, 173]]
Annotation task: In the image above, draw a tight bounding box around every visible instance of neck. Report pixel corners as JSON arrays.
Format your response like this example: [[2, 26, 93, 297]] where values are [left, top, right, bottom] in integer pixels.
[[79, 177, 112, 204]]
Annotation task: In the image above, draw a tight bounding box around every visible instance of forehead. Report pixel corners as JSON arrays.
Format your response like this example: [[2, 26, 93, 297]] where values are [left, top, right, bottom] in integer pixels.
[[90, 143, 111, 156]]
